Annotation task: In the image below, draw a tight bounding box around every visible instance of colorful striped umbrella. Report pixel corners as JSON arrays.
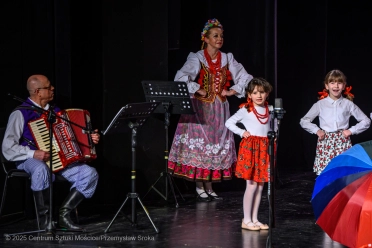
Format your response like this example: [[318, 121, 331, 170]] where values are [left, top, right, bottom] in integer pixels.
[[311, 141, 372, 248]]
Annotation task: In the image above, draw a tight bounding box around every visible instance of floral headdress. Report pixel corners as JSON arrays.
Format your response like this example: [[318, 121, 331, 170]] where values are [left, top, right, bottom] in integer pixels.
[[318, 86, 354, 101], [201, 18, 223, 41]]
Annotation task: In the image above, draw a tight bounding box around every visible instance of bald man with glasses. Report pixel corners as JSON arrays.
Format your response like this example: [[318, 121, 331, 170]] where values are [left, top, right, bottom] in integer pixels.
[[2, 74, 100, 231]]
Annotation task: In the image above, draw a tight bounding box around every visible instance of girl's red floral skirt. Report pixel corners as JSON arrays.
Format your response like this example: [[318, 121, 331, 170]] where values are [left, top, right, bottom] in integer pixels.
[[235, 135, 272, 182]]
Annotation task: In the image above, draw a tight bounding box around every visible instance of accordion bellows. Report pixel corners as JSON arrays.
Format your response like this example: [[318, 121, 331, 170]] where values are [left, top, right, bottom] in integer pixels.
[[28, 108, 97, 172]]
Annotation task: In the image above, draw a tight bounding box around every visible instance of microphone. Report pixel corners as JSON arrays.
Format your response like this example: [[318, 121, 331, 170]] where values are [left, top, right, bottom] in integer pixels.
[[274, 98, 286, 120], [47, 104, 57, 123], [8, 93, 45, 114], [49, 104, 55, 112], [8, 93, 25, 102]]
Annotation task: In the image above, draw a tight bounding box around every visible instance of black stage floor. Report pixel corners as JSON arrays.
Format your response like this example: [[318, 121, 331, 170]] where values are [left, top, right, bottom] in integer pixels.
[[0, 171, 347, 248]]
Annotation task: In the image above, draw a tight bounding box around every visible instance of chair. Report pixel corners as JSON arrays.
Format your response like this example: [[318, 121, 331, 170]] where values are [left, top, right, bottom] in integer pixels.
[[0, 127, 40, 228], [0, 127, 79, 227]]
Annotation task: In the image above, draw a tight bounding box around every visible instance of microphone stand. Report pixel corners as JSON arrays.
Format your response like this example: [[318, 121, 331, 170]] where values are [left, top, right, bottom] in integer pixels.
[[266, 107, 285, 248], [45, 105, 56, 234], [4, 94, 89, 237], [7, 94, 92, 133], [267, 110, 276, 248]]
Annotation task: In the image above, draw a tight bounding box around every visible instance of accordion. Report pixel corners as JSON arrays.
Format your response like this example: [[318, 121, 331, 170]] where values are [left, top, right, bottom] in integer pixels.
[[28, 108, 97, 172]]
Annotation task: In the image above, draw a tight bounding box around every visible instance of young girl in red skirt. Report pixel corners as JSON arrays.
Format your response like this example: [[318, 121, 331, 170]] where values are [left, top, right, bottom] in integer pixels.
[[225, 78, 274, 231]]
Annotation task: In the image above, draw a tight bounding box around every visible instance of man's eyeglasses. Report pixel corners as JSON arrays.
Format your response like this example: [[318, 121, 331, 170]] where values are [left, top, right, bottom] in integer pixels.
[[37, 85, 53, 91]]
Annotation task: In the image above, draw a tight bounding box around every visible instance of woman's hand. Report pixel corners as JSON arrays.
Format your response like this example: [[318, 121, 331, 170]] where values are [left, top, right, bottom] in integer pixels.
[[221, 89, 236, 96], [196, 89, 207, 97]]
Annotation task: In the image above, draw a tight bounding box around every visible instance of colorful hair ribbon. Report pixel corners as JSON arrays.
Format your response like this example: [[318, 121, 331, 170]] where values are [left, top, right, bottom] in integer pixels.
[[318, 89, 329, 100], [344, 86, 354, 98]]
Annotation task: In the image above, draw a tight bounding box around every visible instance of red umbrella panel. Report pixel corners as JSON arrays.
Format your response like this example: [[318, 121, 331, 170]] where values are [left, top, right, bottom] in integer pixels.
[[316, 173, 372, 248]]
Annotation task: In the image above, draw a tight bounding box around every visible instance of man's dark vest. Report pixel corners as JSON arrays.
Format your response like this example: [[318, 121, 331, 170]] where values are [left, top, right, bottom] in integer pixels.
[[16, 98, 60, 150]]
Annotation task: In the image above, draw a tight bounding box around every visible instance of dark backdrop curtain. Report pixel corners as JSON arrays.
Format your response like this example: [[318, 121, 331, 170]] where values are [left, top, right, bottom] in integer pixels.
[[1, 0, 371, 207]]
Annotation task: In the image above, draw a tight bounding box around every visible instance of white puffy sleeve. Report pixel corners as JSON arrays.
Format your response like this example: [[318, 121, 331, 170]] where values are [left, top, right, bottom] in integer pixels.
[[227, 53, 253, 98], [174, 52, 201, 94]]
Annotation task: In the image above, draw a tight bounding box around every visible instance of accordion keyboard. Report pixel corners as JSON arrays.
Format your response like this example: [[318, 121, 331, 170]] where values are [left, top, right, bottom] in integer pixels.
[[28, 118, 64, 171]]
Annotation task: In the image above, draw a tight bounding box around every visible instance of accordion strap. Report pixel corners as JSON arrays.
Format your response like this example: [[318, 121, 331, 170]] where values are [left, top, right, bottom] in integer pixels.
[[14, 106, 37, 111], [20, 136, 37, 149]]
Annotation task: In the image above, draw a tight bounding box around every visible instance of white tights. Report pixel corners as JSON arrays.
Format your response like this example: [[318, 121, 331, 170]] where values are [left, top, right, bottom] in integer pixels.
[[243, 180, 264, 224], [196, 181, 212, 192]]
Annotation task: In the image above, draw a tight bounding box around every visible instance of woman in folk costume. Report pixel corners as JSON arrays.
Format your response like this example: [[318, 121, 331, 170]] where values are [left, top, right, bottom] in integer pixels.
[[167, 18, 253, 201]]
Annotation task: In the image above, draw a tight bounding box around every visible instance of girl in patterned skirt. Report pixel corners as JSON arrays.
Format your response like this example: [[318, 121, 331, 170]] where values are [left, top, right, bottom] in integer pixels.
[[225, 78, 274, 231], [300, 69, 370, 175]]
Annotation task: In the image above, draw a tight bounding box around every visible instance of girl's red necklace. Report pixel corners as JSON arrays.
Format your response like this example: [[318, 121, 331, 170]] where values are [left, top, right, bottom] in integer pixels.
[[251, 102, 269, 124]]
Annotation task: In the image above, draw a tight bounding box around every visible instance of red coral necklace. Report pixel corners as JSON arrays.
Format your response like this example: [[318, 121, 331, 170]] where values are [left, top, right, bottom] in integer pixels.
[[252, 102, 269, 124], [204, 49, 221, 73]]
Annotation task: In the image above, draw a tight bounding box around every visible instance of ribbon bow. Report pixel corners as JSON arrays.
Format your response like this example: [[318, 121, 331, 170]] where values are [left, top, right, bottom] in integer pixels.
[[239, 97, 254, 112], [344, 86, 354, 98], [318, 89, 329, 100], [239, 97, 251, 109], [239, 98, 269, 112]]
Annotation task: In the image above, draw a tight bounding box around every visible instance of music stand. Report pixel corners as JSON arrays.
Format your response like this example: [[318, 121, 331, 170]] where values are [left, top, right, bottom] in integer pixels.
[[141, 80, 195, 208], [103, 102, 160, 234]]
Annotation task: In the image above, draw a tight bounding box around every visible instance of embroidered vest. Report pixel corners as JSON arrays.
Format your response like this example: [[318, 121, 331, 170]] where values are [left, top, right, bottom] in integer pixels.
[[195, 62, 231, 103]]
